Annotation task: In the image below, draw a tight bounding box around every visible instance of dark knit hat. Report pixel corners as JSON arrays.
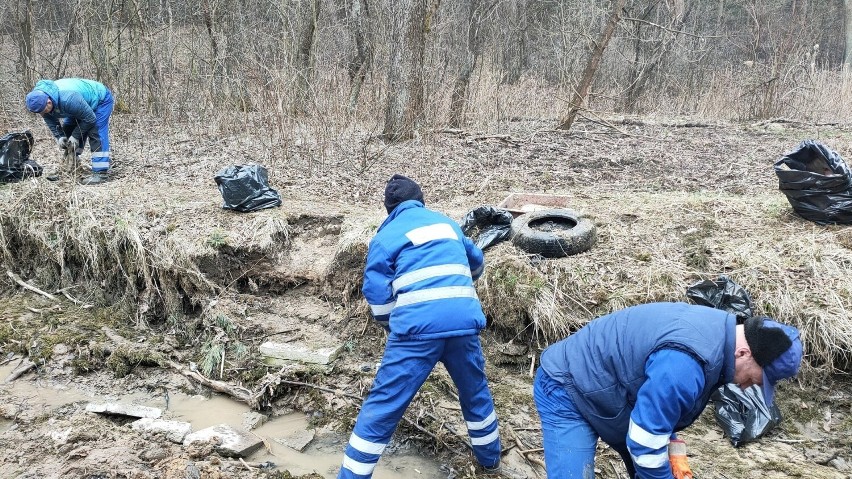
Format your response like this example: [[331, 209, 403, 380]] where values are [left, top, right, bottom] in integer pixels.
[[25, 90, 48, 113], [744, 316, 803, 406], [384, 174, 424, 213]]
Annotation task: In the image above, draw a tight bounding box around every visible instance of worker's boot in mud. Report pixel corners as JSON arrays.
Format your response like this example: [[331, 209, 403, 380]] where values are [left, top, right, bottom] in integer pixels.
[[79, 171, 108, 186], [482, 461, 526, 479]]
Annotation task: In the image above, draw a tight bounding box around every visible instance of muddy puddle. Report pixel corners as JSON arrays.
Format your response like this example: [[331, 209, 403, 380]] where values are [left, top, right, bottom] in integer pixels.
[[0, 362, 443, 478]]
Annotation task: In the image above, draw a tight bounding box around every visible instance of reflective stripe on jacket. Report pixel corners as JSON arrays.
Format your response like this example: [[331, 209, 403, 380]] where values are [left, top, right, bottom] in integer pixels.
[[539, 302, 736, 446], [363, 200, 486, 340]]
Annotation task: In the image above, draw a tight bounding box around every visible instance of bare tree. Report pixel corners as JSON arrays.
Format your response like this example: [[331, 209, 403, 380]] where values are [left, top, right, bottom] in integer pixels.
[[557, 0, 627, 131], [845, 0, 852, 66], [293, 0, 321, 115], [14, 0, 35, 86], [448, 0, 496, 128], [343, 0, 372, 114], [382, 0, 440, 142]]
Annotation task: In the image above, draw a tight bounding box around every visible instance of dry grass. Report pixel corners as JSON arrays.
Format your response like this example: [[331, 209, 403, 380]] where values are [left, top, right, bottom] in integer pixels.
[[476, 191, 852, 377]]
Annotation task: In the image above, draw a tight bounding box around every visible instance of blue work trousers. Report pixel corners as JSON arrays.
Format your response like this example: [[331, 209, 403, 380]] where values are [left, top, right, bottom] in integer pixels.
[[338, 334, 501, 478], [534, 367, 599, 479]]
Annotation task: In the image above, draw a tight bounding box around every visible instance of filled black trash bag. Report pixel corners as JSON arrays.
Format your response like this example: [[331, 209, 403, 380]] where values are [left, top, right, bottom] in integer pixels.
[[214, 164, 282, 212], [686, 275, 753, 321], [774, 140, 852, 224], [711, 384, 783, 447], [0, 131, 42, 183], [459, 206, 514, 250]]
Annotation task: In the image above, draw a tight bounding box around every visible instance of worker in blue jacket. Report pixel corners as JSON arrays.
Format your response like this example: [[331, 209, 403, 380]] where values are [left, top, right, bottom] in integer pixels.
[[25, 78, 114, 185], [534, 302, 803, 479], [337, 174, 501, 478]]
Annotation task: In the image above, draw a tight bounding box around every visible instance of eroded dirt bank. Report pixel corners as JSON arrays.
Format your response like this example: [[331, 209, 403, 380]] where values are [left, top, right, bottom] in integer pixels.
[[1, 117, 852, 478]]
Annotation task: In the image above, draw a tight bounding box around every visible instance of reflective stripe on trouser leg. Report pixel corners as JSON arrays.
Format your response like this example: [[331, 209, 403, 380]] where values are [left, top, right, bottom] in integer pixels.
[[338, 339, 443, 479], [440, 334, 501, 468], [91, 90, 114, 172]]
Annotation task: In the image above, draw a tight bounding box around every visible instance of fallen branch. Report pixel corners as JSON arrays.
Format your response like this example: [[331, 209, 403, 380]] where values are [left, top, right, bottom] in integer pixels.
[[59, 290, 93, 309], [508, 425, 546, 470], [7, 271, 58, 302], [4, 358, 36, 383], [100, 326, 258, 408], [166, 360, 257, 409]]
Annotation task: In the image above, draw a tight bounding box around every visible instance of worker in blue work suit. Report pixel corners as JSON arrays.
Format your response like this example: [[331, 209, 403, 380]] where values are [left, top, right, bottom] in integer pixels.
[[337, 174, 502, 479], [534, 302, 803, 479], [25, 78, 114, 185]]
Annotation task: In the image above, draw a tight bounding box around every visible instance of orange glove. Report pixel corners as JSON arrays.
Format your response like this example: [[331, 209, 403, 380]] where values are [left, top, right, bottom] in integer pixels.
[[669, 439, 693, 479]]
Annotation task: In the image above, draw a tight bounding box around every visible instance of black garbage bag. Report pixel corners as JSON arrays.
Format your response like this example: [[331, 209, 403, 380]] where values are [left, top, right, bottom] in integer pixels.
[[686, 275, 753, 321], [774, 140, 852, 224], [459, 206, 514, 250], [0, 131, 42, 183], [214, 164, 282, 212], [711, 384, 783, 447]]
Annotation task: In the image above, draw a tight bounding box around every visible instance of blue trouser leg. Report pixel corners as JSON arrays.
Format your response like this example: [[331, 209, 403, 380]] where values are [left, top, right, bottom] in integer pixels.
[[90, 89, 114, 172], [533, 368, 598, 478], [441, 335, 501, 468], [338, 339, 441, 479]]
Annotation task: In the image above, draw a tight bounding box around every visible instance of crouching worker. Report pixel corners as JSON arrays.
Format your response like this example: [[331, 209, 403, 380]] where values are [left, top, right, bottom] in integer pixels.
[[337, 174, 501, 478], [534, 302, 803, 479], [25, 78, 114, 185]]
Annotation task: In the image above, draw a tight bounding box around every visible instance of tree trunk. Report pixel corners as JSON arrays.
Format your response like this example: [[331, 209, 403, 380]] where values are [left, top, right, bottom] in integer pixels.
[[382, 0, 438, 142], [557, 0, 627, 131], [293, 0, 321, 115], [345, 0, 372, 114], [15, 0, 35, 87], [448, 0, 496, 128], [499, 0, 528, 85], [845, 0, 852, 67]]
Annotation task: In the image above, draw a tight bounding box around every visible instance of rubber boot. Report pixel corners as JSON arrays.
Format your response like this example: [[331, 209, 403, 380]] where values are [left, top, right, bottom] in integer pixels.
[[79, 171, 108, 186]]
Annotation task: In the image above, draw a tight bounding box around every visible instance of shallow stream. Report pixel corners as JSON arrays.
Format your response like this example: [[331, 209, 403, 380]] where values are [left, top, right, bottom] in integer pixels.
[[0, 362, 443, 478]]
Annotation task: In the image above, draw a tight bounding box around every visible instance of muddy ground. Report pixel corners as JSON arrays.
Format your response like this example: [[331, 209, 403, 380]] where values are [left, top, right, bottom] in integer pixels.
[[1, 114, 852, 479]]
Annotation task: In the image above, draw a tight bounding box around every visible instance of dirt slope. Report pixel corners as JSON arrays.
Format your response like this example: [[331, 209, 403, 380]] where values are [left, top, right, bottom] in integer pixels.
[[1, 116, 851, 478]]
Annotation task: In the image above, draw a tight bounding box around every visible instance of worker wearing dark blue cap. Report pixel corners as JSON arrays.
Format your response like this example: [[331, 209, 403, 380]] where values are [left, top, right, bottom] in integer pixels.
[[25, 78, 114, 185], [337, 174, 502, 478], [534, 302, 803, 479]]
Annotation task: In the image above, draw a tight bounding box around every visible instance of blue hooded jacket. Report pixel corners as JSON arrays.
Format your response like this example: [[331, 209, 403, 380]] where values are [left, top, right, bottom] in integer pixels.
[[31, 79, 109, 142], [362, 200, 486, 340]]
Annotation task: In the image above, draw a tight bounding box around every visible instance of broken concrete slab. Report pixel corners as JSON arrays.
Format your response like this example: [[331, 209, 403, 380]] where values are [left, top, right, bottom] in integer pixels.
[[131, 418, 193, 443], [85, 402, 162, 419], [242, 411, 268, 431], [273, 428, 315, 452], [260, 341, 342, 366], [183, 424, 263, 458]]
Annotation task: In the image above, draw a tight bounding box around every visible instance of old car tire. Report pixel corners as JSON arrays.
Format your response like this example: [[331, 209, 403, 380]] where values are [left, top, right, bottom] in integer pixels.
[[511, 209, 597, 258]]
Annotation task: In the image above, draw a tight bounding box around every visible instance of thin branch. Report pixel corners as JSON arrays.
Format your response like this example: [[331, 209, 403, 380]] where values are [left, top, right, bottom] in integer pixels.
[[7, 271, 58, 301], [621, 16, 712, 38]]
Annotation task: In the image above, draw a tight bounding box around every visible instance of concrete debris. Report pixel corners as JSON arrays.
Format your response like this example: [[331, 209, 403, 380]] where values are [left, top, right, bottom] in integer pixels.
[[86, 402, 162, 419], [183, 424, 263, 458], [131, 417, 193, 443]]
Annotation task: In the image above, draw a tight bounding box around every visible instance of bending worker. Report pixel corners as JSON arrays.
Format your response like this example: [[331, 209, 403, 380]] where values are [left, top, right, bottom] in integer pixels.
[[25, 78, 114, 185], [337, 174, 501, 478], [534, 302, 803, 478]]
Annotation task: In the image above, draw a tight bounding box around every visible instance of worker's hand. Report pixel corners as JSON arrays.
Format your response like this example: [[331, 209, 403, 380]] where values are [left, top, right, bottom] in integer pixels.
[[669, 439, 693, 479], [56, 137, 68, 150], [68, 137, 79, 150]]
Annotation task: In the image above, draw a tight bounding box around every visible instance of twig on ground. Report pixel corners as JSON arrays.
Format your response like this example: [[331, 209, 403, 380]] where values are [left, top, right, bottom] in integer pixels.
[[507, 425, 546, 470], [7, 271, 58, 301], [4, 358, 36, 383], [59, 290, 93, 308]]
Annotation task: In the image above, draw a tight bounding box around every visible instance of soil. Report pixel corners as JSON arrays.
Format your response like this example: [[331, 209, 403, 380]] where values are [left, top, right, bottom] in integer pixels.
[[2, 115, 852, 479]]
